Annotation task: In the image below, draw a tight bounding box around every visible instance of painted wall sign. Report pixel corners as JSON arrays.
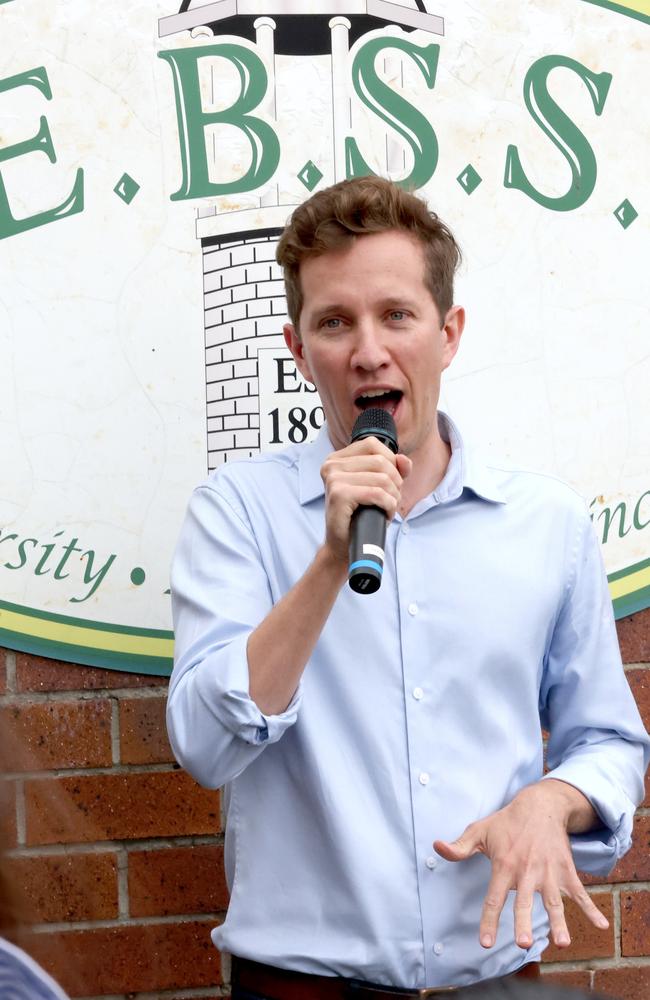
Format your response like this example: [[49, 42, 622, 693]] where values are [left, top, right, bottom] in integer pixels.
[[0, 0, 648, 674]]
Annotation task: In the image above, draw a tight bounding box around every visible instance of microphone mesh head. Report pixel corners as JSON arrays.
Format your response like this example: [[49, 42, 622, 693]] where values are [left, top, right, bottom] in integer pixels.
[[350, 407, 398, 453]]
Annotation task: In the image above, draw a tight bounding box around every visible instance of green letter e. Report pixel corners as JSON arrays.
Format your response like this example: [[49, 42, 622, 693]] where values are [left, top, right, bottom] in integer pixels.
[[0, 67, 84, 241], [159, 43, 280, 200]]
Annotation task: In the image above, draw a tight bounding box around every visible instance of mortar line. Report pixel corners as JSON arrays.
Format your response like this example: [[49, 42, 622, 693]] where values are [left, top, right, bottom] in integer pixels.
[[0, 687, 169, 704], [15, 777, 26, 846], [4, 762, 179, 780], [613, 886, 622, 961], [6, 834, 223, 857], [110, 696, 121, 766], [5, 650, 16, 693], [29, 912, 223, 933], [116, 846, 130, 920]]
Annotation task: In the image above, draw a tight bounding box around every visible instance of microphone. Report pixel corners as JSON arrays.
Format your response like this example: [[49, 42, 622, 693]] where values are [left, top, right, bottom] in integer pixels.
[[348, 407, 398, 595]]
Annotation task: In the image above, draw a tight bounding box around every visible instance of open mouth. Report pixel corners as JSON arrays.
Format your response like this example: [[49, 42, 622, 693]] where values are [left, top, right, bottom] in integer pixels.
[[354, 389, 403, 415]]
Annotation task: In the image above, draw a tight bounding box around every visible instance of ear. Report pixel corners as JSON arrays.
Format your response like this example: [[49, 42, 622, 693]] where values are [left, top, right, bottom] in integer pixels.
[[440, 305, 465, 370], [283, 323, 315, 385]]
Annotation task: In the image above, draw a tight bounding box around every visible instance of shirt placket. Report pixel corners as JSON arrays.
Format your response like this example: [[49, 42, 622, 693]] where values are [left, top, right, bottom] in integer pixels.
[[394, 507, 449, 986]]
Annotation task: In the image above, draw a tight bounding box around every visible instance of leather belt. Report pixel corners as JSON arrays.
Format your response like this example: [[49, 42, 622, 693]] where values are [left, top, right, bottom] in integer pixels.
[[231, 956, 541, 1000]]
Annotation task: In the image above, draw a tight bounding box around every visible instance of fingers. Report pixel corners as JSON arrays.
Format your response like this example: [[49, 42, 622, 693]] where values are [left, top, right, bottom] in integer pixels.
[[323, 443, 403, 487], [327, 468, 402, 508], [513, 883, 535, 949], [479, 870, 512, 948], [438, 791, 611, 952], [321, 441, 406, 559], [515, 871, 609, 950], [568, 881, 610, 932], [541, 889, 570, 948]]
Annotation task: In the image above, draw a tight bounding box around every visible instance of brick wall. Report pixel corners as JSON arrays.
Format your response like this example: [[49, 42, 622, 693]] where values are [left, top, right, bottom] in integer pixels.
[[0, 651, 224, 998], [0, 608, 648, 998]]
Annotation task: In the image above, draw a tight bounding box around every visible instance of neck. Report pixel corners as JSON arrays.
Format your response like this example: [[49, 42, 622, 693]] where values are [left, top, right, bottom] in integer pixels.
[[398, 424, 452, 517]]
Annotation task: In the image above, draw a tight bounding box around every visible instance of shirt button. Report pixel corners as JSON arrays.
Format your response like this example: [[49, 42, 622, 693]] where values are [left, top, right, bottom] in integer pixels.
[[408, 602, 418, 616], [433, 942, 444, 956], [418, 772, 430, 785], [425, 856, 438, 870], [402, 523, 410, 534], [412, 687, 424, 700]]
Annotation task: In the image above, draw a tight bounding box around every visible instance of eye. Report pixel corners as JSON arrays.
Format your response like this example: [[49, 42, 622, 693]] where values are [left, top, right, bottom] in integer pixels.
[[321, 317, 342, 330], [388, 310, 408, 322]]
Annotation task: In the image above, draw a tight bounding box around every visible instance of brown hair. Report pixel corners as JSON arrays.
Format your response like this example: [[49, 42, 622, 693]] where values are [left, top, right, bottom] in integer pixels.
[[276, 175, 461, 329]]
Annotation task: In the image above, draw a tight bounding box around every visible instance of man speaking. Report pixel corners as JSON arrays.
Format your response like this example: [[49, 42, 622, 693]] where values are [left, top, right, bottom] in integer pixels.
[[167, 177, 649, 997]]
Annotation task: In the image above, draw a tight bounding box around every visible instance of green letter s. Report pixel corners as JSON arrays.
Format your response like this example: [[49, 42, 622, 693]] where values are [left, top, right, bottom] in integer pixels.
[[504, 55, 612, 212], [158, 43, 280, 200], [0, 67, 84, 241], [346, 36, 440, 190]]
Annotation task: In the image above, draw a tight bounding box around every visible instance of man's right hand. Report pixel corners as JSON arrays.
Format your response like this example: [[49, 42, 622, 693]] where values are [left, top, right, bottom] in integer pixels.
[[320, 437, 412, 564], [248, 438, 410, 715]]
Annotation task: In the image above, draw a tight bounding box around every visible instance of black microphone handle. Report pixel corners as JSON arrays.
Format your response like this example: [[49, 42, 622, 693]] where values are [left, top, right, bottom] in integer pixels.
[[348, 505, 387, 594], [347, 407, 398, 595]]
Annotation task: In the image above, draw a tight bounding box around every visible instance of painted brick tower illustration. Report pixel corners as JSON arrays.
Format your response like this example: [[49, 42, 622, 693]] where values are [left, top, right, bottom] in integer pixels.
[[158, 2, 444, 469]]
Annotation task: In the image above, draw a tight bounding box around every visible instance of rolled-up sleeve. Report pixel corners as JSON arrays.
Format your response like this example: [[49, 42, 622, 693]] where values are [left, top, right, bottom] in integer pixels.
[[167, 483, 301, 789], [540, 511, 650, 875]]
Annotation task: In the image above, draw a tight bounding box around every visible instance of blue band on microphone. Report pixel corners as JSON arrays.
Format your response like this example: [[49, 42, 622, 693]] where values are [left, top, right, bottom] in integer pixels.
[[348, 559, 383, 575]]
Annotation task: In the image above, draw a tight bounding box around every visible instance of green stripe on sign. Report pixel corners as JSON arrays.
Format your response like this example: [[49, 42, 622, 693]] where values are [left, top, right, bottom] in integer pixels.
[[0, 598, 173, 638], [0, 628, 173, 676], [581, 0, 650, 26]]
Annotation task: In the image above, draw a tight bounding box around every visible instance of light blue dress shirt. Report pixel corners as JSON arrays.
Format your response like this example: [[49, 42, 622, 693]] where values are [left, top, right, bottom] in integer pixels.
[[0, 938, 70, 1000], [168, 414, 649, 989]]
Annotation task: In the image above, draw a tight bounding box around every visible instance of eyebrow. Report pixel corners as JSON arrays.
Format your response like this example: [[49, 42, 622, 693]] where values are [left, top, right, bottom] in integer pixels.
[[307, 298, 417, 322]]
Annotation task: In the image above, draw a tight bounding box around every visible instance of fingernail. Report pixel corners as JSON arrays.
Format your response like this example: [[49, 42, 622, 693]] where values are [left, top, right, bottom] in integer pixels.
[[557, 933, 570, 946], [480, 934, 492, 948]]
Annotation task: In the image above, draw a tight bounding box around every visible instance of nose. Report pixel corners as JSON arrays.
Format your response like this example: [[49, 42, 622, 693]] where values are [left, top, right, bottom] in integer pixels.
[[350, 319, 390, 371]]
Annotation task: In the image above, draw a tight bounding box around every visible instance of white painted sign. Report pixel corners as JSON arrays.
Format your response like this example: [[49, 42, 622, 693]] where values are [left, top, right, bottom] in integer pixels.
[[0, 0, 648, 673]]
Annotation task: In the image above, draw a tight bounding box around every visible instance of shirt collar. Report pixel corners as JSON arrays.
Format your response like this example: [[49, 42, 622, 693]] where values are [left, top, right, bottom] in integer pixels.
[[298, 412, 507, 506]]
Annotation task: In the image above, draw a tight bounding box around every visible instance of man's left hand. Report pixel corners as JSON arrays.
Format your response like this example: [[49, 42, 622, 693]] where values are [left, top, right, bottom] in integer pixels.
[[433, 779, 609, 950]]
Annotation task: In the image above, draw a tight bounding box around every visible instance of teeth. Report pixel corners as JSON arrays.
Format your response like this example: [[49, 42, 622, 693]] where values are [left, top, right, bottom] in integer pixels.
[[360, 389, 390, 398]]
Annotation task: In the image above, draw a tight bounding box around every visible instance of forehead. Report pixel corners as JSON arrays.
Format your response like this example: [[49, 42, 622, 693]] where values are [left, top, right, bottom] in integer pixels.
[[298, 230, 430, 313]]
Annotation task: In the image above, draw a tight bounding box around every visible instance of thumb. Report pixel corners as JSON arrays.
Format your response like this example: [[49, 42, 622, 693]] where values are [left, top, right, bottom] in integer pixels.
[[433, 829, 481, 862], [397, 453, 412, 478]]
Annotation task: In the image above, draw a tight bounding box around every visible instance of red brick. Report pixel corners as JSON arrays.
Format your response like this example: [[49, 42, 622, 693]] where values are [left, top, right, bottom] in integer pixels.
[[583, 815, 650, 885], [7, 852, 118, 922], [540, 969, 591, 989], [626, 668, 650, 729], [129, 845, 228, 917], [621, 890, 650, 956], [25, 920, 220, 996], [0, 779, 17, 848], [594, 966, 650, 1000], [119, 696, 174, 765], [15, 653, 168, 692], [24, 770, 220, 845], [542, 892, 614, 962], [618, 608, 650, 664], [0, 700, 112, 772]]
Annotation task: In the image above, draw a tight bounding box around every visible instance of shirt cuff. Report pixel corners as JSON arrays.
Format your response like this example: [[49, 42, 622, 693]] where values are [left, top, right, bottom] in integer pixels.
[[541, 761, 633, 876], [194, 632, 302, 747]]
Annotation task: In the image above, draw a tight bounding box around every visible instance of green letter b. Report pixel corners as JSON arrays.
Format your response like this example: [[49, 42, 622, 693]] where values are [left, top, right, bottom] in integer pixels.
[[159, 43, 280, 200]]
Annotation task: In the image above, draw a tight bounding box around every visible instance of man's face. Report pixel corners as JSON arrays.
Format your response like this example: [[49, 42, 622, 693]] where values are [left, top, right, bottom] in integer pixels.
[[283, 229, 464, 459]]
